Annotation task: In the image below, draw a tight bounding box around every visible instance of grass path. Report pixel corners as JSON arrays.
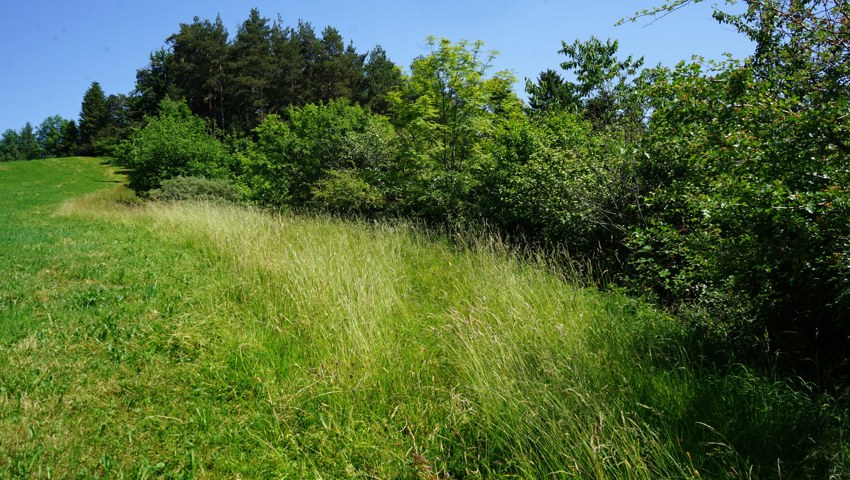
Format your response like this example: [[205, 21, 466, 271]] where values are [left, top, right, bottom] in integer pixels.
[[0, 158, 843, 478]]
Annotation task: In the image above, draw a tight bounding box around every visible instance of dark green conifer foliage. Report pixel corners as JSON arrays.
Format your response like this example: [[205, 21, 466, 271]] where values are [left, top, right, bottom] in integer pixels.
[[167, 16, 229, 129], [133, 48, 180, 119], [18, 122, 41, 160], [269, 20, 303, 111], [78, 81, 110, 155], [525, 69, 578, 114], [58, 120, 79, 157], [363, 45, 403, 114], [227, 8, 275, 132]]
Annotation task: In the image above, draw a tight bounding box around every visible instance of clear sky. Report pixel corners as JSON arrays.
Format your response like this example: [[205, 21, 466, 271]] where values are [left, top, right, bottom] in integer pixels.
[[0, 1, 752, 132]]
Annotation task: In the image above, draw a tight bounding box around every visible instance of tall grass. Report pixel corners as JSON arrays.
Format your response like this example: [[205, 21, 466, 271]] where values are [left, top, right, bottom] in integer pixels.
[[2, 158, 844, 478]]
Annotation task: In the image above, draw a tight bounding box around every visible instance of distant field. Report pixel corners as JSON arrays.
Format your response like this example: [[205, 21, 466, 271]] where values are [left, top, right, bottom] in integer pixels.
[[0, 158, 843, 478]]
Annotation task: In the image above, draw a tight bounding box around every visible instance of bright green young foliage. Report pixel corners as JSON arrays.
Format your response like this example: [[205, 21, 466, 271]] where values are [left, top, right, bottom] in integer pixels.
[[115, 98, 234, 192], [389, 37, 523, 221]]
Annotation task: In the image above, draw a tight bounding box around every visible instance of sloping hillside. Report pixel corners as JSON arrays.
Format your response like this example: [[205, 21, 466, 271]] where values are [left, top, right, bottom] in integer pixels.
[[0, 158, 843, 478]]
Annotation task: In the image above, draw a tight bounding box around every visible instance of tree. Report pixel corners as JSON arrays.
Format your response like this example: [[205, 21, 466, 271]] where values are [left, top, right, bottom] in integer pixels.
[[293, 20, 323, 105], [78, 81, 110, 155], [363, 45, 403, 114], [227, 8, 275, 132], [269, 20, 303, 111], [623, 0, 850, 377], [58, 120, 79, 157], [313, 27, 366, 104], [389, 37, 522, 220], [133, 48, 180, 119], [36, 115, 68, 158], [19, 122, 41, 160], [525, 68, 578, 114], [557, 37, 646, 130], [115, 98, 233, 192], [0, 129, 21, 162], [167, 15, 229, 129]]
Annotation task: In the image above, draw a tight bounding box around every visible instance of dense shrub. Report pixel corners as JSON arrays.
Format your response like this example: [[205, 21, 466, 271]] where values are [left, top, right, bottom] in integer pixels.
[[480, 111, 639, 259], [115, 99, 235, 192], [246, 99, 396, 209], [310, 169, 385, 214], [626, 55, 850, 374], [148, 176, 246, 204]]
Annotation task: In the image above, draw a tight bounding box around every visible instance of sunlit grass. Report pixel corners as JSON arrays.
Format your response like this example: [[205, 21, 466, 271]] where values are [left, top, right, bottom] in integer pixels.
[[0, 158, 845, 478]]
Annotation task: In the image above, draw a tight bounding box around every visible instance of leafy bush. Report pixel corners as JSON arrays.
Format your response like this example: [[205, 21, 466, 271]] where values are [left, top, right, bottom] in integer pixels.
[[626, 55, 850, 374], [479, 111, 639, 262], [148, 176, 246, 204], [245, 100, 396, 209], [115, 98, 235, 192], [310, 169, 384, 214]]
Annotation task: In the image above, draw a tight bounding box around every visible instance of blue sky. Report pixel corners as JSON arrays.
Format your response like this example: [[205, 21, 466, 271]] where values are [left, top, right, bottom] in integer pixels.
[[0, 1, 752, 132]]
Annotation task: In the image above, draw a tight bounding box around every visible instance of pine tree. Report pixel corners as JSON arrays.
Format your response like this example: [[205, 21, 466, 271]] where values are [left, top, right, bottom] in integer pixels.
[[19, 122, 41, 160], [133, 48, 180, 119], [363, 46, 403, 114], [58, 120, 79, 157], [269, 20, 303, 111], [227, 8, 275, 132], [167, 15, 229, 129], [79, 81, 110, 155]]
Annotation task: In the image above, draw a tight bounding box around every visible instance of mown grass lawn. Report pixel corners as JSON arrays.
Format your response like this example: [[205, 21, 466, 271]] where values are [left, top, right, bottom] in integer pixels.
[[0, 158, 844, 479]]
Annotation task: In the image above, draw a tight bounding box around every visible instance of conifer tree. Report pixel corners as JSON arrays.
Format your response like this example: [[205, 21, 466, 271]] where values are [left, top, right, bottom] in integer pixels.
[[78, 81, 110, 155]]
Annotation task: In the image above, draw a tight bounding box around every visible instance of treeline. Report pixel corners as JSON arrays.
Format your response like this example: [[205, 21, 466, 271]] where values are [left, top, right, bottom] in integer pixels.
[[0, 116, 78, 161], [133, 9, 402, 133], [19, 4, 850, 382], [1, 8, 401, 160]]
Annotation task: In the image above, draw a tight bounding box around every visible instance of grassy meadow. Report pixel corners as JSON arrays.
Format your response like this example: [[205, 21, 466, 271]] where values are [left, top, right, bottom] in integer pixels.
[[0, 158, 845, 478]]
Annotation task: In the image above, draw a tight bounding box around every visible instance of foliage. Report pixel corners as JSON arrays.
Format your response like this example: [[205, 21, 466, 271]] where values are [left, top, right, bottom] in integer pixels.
[[2, 158, 846, 478], [78, 81, 111, 156], [621, 0, 850, 377], [389, 37, 522, 221], [115, 98, 234, 192], [147, 175, 246, 204], [0, 129, 21, 162], [362, 45, 404, 114], [558, 37, 646, 130], [481, 111, 640, 258], [245, 99, 393, 208], [226, 8, 275, 132], [139, 9, 400, 135], [310, 168, 385, 214], [525, 68, 578, 114], [166, 15, 230, 129], [17, 122, 41, 160], [35, 115, 72, 158]]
